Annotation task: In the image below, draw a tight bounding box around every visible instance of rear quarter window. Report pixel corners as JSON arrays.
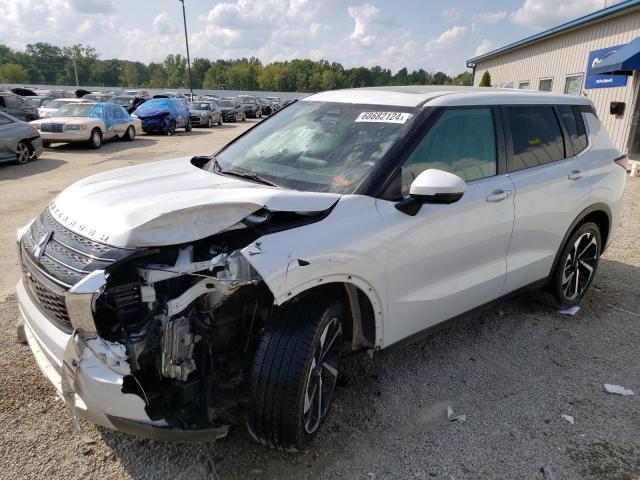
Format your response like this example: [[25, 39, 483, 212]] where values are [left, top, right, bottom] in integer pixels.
[[559, 105, 588, 155], [506, 106, 565, 172]]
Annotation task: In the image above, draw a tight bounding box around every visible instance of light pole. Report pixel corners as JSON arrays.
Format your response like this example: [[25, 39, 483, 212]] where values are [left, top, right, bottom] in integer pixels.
[[179, 0, 194, 99]]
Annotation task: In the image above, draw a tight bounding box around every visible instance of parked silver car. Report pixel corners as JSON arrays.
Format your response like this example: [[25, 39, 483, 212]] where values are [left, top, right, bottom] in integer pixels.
[[0, 111, 43, 165], [188, 101, 223, 127]]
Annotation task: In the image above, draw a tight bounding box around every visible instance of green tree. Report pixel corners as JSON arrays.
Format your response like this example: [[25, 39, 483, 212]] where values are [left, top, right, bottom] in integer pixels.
[[163, 54, 187, 88], [148, 62, 167, 88], [479, 70, 491, 87], [432, 71, 451, 85], [191, 57, 211, 89], [454, 71, 472, 86], [0, 63, 28, 83]]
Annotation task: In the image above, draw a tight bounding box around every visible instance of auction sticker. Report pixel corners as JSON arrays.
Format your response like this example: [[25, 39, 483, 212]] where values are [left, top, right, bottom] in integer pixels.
[[355, 112, 412, 124]]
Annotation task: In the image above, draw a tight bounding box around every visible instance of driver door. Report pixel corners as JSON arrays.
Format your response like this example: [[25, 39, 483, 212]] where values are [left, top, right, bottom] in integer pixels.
[[375, 107, 515, 346]]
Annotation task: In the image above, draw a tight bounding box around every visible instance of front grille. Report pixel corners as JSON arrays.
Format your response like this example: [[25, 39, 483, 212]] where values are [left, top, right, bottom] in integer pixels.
[[21, 207, 135, 331], [191, 115, 201, 122], [39, 123, 64, 133]]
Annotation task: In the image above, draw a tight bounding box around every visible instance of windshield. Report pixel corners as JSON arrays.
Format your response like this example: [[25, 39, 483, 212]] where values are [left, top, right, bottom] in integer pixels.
[[218, 101, 234, 108], [190, 102, 211, 110], [45, 100, 72, 109], [208, 101, 417, 193], [25, 97, 51, 107], [55, 104, 95, 117], [109, 97, 134, 107]]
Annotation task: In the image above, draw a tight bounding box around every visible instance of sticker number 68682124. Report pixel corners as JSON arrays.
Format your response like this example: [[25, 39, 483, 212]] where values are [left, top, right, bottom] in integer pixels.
[[355, 111, 412, 124]]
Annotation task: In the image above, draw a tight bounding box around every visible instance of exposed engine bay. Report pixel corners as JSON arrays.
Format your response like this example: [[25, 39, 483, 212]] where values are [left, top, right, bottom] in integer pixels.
[[92, 228, 277, 430]]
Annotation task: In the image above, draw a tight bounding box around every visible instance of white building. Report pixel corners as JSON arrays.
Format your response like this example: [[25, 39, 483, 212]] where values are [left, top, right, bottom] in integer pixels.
[[466, 0, 640, 159]]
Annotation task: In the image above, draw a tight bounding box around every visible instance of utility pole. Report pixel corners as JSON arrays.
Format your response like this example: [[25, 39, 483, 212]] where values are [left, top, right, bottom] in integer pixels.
[[72, 54, 79, 87], [179, 0, 194, 99]]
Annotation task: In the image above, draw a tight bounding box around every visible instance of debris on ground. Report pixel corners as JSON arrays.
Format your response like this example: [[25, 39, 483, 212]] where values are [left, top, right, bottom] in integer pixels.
[[447, 406, 466, 422], [603, 384, 635, 396], [558, 306, 580, 315], [562, 414, 575, 425], [82, 436, 96, 445]]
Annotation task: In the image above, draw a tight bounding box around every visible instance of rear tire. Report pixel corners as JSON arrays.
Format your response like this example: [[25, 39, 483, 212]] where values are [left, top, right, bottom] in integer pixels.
[[43, 141, 51, 148], [247, 293, 344, 451], [218, 116, 223, 126], [88, 129, 102, 149], [533, 222, 601, 309]]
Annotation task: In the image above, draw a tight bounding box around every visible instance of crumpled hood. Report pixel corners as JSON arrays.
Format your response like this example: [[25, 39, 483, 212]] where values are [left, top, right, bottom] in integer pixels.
[[49, 157, 341, 248]]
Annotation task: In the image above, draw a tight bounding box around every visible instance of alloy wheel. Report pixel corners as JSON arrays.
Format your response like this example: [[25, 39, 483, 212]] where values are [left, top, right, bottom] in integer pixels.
[[303, 316, 342, 434], [561, 231, 598, 300], [16, 142, 30, 164]]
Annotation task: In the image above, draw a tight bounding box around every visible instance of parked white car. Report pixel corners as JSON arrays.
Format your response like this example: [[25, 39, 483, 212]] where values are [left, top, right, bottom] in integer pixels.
[[30, 102, 141, 148], [16, 87, 626, 448], [37, 98, 93, 119]]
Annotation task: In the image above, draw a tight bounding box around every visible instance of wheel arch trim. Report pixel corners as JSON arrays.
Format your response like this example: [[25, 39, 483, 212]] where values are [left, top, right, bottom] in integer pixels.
[[548, 203, 611, 280]]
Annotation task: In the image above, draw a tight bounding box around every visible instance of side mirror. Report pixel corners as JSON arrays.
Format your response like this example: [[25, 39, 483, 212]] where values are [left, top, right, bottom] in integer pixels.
[[395, 169, 466, 216]]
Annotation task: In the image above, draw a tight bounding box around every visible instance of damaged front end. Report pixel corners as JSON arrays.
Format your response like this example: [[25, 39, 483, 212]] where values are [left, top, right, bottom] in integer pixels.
[[18, 199, 332, 441], [67, 231, 273, 439]]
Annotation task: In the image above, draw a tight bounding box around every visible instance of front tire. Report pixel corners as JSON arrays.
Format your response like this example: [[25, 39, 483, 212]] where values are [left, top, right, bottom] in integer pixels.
[[88, 129, 102, 149], [123, 126, 135, 141], [16, 141, 31, 164], [185, 119, 192, 132], [247, 293, 344, 451], [534, 222, 601, 309]]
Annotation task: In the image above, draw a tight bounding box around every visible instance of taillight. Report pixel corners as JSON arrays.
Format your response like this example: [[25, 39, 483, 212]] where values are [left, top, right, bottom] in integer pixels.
[[614, 155, 630, 171]]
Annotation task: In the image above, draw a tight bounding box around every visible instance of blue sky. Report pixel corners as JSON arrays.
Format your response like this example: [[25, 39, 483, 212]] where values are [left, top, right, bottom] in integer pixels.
[[0, 0, 624, 74]]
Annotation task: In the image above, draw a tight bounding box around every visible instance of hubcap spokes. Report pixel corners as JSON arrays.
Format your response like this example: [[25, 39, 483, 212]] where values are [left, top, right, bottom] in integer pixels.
[[303, 317, 342, 434], [17, 144, 29, 163], [561, 232, 598, 300]]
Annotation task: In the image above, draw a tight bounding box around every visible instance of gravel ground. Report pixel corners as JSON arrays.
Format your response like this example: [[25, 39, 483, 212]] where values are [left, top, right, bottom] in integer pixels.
[[0, 143, 639, 479]]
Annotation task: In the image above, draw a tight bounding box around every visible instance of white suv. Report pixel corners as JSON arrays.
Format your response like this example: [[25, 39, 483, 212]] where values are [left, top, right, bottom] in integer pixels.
[[16, 86, 627, 448]]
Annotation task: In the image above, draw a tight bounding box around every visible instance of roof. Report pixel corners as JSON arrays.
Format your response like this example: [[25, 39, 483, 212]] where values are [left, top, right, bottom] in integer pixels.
[[302, 86, 592, 108], [467, 0, 640, 65]]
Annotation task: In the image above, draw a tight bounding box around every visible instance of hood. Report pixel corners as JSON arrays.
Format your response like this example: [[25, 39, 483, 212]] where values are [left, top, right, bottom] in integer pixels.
[[49, 157, 341, 248], [134, 107, 169, 118], [32, 116, 100, 125], [191, 109, 210, 114]]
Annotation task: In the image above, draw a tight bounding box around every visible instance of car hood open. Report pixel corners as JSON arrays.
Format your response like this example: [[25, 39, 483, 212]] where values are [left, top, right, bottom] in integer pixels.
[[49, 157, 341, 248]]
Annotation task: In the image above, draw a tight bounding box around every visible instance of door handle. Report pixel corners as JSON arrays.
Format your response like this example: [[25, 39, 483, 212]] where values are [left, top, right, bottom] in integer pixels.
[[568, 169, 585, 180], [486, 189, 513, 203]]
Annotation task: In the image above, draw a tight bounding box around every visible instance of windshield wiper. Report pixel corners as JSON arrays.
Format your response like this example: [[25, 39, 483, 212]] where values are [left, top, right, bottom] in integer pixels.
[[212, 157, 278, 187]]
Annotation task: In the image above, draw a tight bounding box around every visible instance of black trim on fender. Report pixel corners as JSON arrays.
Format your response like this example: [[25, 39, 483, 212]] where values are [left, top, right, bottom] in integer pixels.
[[546, 203, 612, 282]]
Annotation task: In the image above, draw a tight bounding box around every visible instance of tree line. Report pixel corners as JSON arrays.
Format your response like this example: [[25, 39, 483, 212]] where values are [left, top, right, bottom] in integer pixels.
[[0, 42, 472, 92]]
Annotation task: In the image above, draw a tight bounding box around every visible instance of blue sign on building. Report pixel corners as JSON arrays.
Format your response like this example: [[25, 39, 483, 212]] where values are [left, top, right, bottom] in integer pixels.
[[585, 45, 628, 89]]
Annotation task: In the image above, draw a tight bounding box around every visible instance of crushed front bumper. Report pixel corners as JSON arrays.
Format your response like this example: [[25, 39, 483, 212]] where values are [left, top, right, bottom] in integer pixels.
[[17, 278, 228, 442]]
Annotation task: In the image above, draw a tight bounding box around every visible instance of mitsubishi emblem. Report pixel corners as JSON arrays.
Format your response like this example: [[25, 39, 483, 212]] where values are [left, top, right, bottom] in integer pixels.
[[33, 231, 53, 261]]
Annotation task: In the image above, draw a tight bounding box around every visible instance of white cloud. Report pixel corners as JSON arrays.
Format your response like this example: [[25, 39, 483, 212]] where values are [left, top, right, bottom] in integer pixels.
[[442, 7, 461, 22], [348, 4, 380, 46], [510, 0, 602, 30], [426, 25, 467, 50], [69, 0, 115, 14], [472, 11, 508, 24], [474, 39, 493, 56], [152, 13, 178, 36]]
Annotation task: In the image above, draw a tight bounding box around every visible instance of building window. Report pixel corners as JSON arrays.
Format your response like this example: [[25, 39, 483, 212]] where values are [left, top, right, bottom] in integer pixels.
[[564, 74, 583, 96], [505, 106, 566, 172], [538, 78, 553, 92], [518, 81, 530, 90]]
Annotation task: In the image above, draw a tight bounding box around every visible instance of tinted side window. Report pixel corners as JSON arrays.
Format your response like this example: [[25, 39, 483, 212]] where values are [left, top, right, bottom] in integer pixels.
[[506, 106, 565, 172], [559, 105, 588, 155], [401, 108, 497, 193], [0, 115, 12, 125]]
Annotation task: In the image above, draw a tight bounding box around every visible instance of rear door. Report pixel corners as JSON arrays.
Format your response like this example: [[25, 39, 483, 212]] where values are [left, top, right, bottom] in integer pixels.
[[502, 105, 591, 292], [376, 107, 515, 346]]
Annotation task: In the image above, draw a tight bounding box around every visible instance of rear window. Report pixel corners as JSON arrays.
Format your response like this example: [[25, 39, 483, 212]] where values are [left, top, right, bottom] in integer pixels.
[[506, 106, 565, 172], [559, 105, 588, 155]]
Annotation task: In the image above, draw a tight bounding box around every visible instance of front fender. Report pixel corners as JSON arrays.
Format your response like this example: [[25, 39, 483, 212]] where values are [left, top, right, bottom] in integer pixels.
[[241, 195, 387, 347]]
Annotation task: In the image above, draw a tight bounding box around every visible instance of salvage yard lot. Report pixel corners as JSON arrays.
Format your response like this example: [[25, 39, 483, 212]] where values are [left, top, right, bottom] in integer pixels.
[[0, 125, 639, 479]]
